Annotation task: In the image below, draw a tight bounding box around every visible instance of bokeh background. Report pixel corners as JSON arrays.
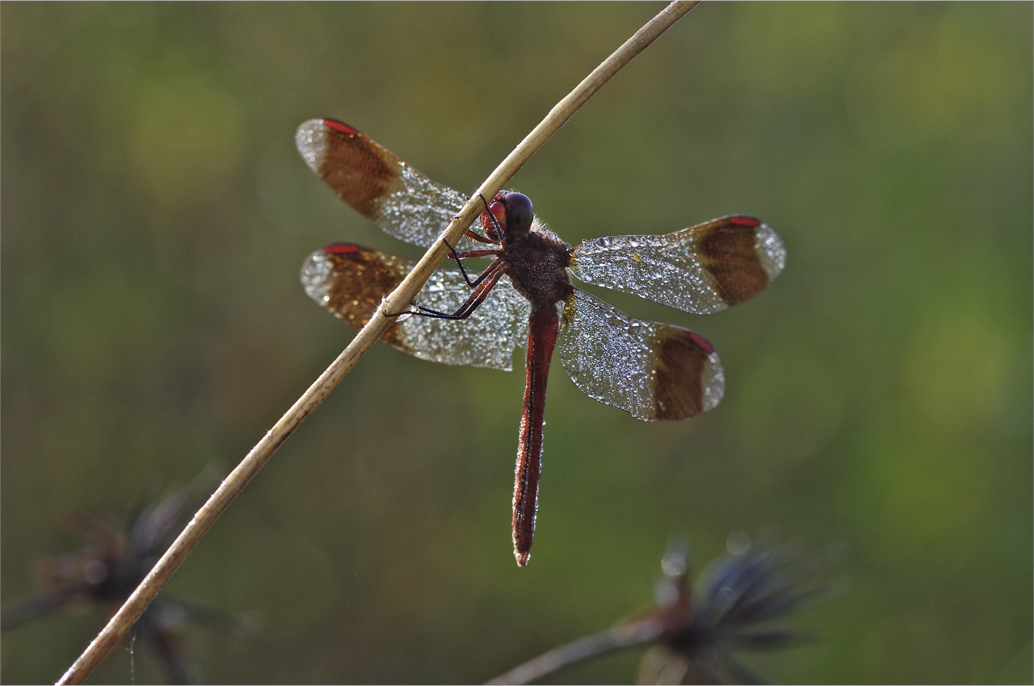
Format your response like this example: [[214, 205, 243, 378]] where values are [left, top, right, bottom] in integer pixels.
[[2, 3, 1031, 684]]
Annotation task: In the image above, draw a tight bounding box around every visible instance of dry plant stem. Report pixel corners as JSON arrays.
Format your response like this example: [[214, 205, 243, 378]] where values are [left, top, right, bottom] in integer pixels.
[[56, 2, 699, 684], [487, 618, 665, 685]]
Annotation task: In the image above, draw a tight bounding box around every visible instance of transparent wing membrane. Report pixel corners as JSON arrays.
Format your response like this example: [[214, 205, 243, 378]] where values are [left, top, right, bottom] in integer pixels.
[[296, 119, 486, 252], [569, 217, 786, 314], [558, 289, 724, 421]]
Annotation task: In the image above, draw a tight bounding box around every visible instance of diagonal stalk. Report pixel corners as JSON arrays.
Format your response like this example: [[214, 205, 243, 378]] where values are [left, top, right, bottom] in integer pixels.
[[56, 2, 699, 683], [487, 618, 665, 685]]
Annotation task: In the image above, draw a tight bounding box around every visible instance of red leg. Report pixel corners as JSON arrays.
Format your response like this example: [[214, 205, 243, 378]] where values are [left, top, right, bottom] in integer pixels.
[[408, 260, 506, 320], [449, 248, 502, 288], [512, 305, 560, 567], [452, 249, 501, 259], [440, 232, 499, 287], [464, 228, 497, 244]]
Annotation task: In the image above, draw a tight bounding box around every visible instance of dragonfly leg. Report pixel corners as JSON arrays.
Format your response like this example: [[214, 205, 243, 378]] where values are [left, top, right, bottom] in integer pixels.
[[442, 237, 477, 286], [447, 194, 498, 246], [442, 239, 501, 287], [389, 261, 505, 320], [464, 228, 496, 244], [480, 192, 505, 242]]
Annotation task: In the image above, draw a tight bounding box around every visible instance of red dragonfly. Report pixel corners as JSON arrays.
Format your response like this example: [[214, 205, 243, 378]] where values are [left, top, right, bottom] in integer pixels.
[[296, 119, 785, 566]]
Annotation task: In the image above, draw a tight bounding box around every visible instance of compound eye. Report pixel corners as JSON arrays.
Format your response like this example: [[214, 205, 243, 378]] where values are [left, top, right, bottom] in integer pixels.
[[502, 192, 533, 240]]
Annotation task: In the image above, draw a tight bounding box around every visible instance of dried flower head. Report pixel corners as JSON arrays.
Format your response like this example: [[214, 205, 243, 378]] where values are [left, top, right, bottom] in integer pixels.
[[2, 490, 255, 684], [638, 530, 846, 684]]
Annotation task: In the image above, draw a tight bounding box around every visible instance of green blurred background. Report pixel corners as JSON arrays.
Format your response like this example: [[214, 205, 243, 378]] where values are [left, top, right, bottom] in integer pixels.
[[2, 3, 1031, 683]]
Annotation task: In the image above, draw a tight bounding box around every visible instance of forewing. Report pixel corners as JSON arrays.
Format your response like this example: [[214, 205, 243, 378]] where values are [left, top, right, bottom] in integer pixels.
[[301, 244, 529, 371], [557, 289, 724, 421], [569, 216, 786, 314], [296, 119, 485, 251]]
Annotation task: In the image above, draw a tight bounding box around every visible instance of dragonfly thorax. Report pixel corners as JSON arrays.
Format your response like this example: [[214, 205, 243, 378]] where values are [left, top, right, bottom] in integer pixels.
[[500, 228, 574, 309]]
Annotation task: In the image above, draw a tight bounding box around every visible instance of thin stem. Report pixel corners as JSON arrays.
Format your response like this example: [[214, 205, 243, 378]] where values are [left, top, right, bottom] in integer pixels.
[[55, 2, 699, 683], [486, 618, 665, 685]]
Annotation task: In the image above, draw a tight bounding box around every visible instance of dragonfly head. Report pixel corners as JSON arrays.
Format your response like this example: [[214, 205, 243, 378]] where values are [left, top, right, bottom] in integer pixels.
[[496, 191, 533, 242]]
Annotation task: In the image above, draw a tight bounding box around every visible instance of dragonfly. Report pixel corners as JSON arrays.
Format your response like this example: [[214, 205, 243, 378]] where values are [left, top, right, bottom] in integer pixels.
[[296, 119, 786, 566]]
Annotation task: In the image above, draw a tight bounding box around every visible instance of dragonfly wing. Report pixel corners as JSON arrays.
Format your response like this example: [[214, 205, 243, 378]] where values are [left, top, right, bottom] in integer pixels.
[[568, 216, 786, 314], [302, 244, 530, 371], [296, 119, 486, 252], [557, 289, 724, 421]]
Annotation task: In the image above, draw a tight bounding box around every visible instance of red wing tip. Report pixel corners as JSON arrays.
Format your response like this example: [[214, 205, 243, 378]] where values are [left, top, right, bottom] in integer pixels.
[[323, 243, 361, 255], [323, 118, 359, 135], [728, 215, 762, 227], [688, 331, 715, 354]]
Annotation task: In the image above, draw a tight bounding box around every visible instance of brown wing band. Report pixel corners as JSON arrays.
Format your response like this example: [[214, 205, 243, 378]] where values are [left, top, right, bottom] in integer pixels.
[[651, 328, 714, 421], [316, 244, 408, 348], [697, 218, 771, 306], [316, 120, 403, 221]]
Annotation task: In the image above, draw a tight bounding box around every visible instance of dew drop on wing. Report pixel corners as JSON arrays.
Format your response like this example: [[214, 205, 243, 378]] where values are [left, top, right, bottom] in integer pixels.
[[755, 223, 787, 281], [701, 352, 725, 412], [376, 167, 482, 251], [301, 250, 334, 304]]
